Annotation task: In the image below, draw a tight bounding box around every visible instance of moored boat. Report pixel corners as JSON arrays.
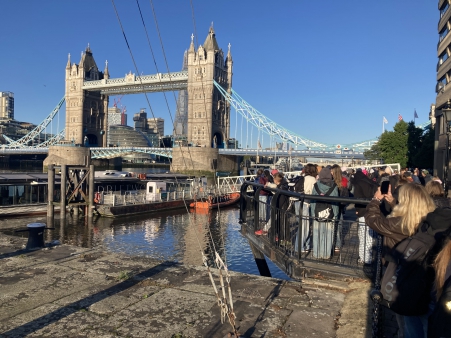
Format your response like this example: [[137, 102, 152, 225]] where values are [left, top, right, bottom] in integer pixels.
[[189, 192, 240, 210]]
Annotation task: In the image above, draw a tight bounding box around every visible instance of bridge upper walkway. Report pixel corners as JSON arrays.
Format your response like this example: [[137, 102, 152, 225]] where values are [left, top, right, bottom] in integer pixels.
[[82, 71, 188, 95]]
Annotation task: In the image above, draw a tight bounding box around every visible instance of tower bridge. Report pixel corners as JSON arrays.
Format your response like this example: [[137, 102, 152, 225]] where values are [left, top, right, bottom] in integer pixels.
[[1, 27, 431, 172]]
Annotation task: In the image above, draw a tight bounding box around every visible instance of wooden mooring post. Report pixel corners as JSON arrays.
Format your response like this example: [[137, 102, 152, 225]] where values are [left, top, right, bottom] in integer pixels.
[[47, 164, 95, 219]]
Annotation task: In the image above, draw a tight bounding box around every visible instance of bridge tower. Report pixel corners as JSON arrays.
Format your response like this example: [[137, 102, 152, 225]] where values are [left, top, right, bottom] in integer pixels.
[[187, 26, 233, 148], [172, 27, 238, 175], [65, 45, 109, 147]]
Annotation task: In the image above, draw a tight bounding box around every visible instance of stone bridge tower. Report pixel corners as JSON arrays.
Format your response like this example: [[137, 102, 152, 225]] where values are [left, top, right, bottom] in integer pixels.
[[65, 46, 109, 147], [187, 27, 233, 148], [172, 27, 238, 175]]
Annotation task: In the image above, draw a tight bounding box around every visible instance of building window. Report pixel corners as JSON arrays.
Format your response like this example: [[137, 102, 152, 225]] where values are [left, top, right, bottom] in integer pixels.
[[440, 52, 449, 66], [440, 26, 449, 42], [437, 76, 448, 92], [441, 2, 450, 18]]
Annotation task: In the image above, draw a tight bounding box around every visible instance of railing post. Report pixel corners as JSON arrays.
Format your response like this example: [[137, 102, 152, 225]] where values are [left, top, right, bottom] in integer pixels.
[[297, 196, 305, 260], [254, 187, 263, 231], [269, 192, 279, 245], [239, 182, 248, 224]]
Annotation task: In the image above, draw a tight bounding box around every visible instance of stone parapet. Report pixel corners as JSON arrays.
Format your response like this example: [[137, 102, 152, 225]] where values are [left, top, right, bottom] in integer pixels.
[[171, 147, 238, 175], [43, 145, 91, 169]]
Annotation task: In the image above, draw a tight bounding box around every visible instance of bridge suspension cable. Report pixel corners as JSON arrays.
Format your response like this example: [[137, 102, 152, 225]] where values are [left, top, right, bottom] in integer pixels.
[[1, 97, 65, 148], [215, 82, 431, 151]]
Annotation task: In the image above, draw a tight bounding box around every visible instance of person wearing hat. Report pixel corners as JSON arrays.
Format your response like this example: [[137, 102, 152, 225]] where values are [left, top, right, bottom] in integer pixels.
[[420, 169, 432, 186]]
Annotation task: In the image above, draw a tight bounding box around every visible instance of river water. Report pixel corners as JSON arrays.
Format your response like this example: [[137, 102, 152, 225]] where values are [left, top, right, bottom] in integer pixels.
[[1, 204, 289, 280], [0, 165, 289, 279]]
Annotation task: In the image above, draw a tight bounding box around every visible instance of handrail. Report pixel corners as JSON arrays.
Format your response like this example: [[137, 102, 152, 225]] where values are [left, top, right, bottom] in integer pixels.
[[242, 181, 371, 205]]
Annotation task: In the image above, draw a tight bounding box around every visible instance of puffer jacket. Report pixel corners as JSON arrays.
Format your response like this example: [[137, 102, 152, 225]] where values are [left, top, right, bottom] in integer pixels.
[[364, 200, 407, 259]]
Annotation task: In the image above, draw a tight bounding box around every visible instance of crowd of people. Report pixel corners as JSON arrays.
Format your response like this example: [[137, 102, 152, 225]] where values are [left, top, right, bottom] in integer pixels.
[[252, 164, 451, 337]]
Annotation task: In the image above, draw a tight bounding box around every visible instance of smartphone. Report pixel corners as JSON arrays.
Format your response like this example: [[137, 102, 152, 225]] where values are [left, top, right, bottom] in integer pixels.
[[380, 181, 390, 195]]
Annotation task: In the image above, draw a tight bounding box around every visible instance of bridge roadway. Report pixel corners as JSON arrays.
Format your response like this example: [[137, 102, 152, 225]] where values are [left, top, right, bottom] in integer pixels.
[[0, 146, 365, 159]]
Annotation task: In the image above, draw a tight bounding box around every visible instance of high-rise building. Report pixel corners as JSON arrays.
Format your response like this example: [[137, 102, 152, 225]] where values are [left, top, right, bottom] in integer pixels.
[[0, 92, 14, 120], [107, 107, 127, 146], [147, 117, 164, 137], [434, 1, 451, 178], [133, 109, 148, 132], [132, 109, 160, 146], [107, 107, 127, 126]]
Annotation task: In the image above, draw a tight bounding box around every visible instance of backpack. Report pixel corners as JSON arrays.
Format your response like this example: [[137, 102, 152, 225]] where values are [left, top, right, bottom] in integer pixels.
[[380, 222, 449, 316], [288, 176, 305, 194], [313, 183, 336, 220]]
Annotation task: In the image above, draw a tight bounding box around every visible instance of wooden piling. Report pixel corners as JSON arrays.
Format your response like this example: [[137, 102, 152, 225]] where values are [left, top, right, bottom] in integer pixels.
[[60, 164, 67, 220], [47, 164, 55, 218], [88, 164, 94, 218]]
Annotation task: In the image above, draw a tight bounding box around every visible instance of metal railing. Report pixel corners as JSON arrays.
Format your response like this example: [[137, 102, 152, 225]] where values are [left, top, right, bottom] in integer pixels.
[[217, 171, 303, 194], [239, 181, 384, 337]]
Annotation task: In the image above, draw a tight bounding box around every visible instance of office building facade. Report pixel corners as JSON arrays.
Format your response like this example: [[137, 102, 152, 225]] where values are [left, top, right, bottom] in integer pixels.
[[147, 117, 164, 137], [0, 92, 14, 120], [435, 1, 451, 179]]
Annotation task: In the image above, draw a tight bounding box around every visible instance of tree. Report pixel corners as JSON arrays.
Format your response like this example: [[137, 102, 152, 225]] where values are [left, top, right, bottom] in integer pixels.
[[407, 121, 423, 167], [363, 141, 381, 162], [413, 126, 435, 169], [364, 121, 409, 167]]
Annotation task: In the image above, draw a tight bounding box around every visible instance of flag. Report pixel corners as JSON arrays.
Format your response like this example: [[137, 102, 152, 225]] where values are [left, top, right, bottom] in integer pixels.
[[398, 114, 403, 121], [383, 116, 388, 124], [414, 110, 418, 119], [257, 140, 262, 149]]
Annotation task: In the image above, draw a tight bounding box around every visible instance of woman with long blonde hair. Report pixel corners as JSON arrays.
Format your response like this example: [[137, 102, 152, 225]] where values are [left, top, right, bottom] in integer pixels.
[[366, 184, 436, 256], [428, 238, 451, 337], [386, 184, 437, 236], [365, 183, 437, 337]]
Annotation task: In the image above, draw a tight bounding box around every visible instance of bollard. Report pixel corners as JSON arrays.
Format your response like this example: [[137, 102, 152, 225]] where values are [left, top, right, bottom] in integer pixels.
[[26, 223, 46, 250], [14, 223, 55, 250]]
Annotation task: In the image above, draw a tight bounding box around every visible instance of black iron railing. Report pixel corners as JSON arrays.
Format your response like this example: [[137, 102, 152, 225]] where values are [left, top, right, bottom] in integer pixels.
[[239, 181, 385, 337]]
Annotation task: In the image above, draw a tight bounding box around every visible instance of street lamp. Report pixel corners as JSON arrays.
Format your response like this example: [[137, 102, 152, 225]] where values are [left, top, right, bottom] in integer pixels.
[[442, 99, 451, 197]]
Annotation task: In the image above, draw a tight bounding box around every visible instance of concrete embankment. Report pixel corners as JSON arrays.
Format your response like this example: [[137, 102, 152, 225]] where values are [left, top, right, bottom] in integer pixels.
[[0, 236, 378, 337]]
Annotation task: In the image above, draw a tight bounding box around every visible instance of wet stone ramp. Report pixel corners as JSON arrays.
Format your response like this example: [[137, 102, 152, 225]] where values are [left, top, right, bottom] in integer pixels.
[[0, 236, 371, 337]]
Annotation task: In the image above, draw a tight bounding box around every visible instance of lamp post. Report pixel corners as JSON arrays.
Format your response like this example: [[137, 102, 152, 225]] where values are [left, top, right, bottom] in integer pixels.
[[441, 100, 451, 197]]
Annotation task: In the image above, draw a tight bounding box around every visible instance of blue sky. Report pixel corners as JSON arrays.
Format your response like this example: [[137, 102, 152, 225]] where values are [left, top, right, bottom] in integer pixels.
[[0, 1, 438, 147]]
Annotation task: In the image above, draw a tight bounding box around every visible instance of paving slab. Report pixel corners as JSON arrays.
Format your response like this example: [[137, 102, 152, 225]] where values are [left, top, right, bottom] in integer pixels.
[[0, 235, 384, 337]]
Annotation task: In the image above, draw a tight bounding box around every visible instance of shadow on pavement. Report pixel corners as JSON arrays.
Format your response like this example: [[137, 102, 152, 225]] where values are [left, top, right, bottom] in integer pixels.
[[1, 261, 176, 337]]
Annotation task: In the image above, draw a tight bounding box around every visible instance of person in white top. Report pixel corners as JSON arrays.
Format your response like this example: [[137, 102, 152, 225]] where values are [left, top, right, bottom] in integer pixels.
[[295, 164, 317, 253]]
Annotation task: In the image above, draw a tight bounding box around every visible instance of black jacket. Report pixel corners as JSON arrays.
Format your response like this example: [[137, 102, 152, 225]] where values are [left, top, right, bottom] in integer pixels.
[[276, 179, 290, 211], [432, 196, 451, 209], [352, 171, 378, 217], [428, 262, 451, 338]]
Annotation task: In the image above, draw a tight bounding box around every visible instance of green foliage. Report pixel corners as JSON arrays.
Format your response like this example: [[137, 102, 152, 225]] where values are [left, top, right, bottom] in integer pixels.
[[365, 120, 435, 169], [117, 271, 131, 281], [407, 122, 423, 167], [413, 126, 435, 169], [377, 121, 409, 167], [364, 141, 381, 162]]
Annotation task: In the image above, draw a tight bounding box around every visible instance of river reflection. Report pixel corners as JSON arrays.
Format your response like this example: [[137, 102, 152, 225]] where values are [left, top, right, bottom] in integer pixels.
[[0, 208, 289, 280]]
